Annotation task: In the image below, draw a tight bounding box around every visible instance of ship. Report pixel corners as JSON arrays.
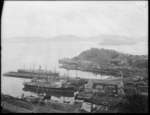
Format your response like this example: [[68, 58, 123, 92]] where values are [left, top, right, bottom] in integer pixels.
[[23, 70, 76, 93], [23, 85, 75, 97], [3, 66, 59, 79]]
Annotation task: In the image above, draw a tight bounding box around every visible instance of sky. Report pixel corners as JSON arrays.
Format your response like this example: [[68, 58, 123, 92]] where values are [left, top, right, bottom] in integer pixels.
[[2, 1, 148, 39]]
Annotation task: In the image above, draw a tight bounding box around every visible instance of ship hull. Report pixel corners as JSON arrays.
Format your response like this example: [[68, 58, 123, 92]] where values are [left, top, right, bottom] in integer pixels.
[[3, 72, 58, 79], [24, 84, 76, 92], [23, 86, 74, 97]]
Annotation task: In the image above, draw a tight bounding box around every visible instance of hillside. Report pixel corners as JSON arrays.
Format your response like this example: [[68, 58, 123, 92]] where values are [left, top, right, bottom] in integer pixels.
[[48, 35, 82, 42], [72, 48, 148, 69], [3, 36, 46, 43], [3, 35, 147, 44]]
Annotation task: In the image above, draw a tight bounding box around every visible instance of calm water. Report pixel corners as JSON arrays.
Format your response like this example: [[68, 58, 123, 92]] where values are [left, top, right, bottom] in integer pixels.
[[2, 41, 141, 103]]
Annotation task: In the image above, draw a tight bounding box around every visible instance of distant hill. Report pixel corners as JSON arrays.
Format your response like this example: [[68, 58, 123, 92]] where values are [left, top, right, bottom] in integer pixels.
[[3, 35, 147, 44], [137, 36, 148, 43], [3, 36, 46, 43], [3, 35, 83, 43], [72, 48, 148, 69], [48, 35, 82, 42], [98, 35, 138, 46]]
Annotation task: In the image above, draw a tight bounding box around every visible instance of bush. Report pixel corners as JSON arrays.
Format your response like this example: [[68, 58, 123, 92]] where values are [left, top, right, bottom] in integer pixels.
[[118, 93, 148, 113], [40, 101, 45, 105], [78, 79, 86, 86]]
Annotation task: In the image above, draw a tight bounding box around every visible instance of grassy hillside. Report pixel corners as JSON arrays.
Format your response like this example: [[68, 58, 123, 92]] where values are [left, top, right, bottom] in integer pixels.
[[73, 48, 148, 69]]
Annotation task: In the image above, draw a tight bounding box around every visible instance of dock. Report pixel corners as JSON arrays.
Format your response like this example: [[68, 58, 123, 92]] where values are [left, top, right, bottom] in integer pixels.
[[1, 102, 34, 113]]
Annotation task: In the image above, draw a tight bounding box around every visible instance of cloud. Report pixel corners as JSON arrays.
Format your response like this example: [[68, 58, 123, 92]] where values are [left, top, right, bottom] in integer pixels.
[[2, 1, 148, 38]]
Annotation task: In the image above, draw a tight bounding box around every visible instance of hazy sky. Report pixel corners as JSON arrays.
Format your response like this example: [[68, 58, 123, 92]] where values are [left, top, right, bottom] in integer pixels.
[[2, 1, 148, 39]]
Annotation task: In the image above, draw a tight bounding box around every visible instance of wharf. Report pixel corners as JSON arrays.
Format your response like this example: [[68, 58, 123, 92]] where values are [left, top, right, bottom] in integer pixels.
[[59, 65, 121, 76], [1, 94, 82, 113], [1, 101, 34, 113], [60, 61, 147, 76], [75, 92, 122, 107], [32, 100, 82, 113]]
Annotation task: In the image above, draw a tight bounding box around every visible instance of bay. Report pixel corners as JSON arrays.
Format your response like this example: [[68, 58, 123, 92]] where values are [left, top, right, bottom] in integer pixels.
[[1, 41, 115, 103]]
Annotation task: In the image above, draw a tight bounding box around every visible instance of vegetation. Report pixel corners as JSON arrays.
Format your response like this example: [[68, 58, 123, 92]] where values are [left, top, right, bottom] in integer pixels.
[[77, 79, 86, 86], [73, 48, 148, 69], [118, 93, 148, 113]]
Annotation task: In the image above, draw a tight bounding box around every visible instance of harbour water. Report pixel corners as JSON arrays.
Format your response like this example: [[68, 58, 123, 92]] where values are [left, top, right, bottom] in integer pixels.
[[1, 41, 123, 103]]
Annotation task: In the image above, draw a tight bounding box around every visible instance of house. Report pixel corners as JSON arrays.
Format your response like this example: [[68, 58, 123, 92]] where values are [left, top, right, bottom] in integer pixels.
[[85, 79, 124, 96], [84, 79, 94, 92], [132, 76, 144, 81], [137, 85, 148, 93], [81, 102, 92, 112]]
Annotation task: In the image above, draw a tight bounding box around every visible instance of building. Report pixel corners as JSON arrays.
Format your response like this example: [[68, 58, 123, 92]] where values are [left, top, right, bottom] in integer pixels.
[[137, 85, 148, 94], [85, 79, 124, 96]]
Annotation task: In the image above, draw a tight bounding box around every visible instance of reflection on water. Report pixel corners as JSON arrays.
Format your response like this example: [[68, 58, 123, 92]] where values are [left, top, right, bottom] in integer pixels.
[[2, 76, 28, 97]]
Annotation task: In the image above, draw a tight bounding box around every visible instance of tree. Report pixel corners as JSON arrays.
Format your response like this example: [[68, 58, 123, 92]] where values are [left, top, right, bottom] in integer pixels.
[[118, 93, 148, 113]]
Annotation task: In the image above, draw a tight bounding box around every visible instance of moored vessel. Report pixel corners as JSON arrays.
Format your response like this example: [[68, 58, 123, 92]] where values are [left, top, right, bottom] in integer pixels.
[[23, 72, 76, 93], [3, 66, 59, 79]]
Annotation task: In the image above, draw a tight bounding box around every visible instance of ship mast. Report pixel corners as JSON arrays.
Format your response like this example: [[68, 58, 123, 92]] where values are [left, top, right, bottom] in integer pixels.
[[36, 65, 44, 95], [39, 65, 41, 78], [55, 67, 56, 73], [66, 69, 68, 82], [45, 64, 47, 72], [67, 69, 69, 77], [33, 63, 35, 70], [76, 70, 78, 78], [23, 64, 25, 70]]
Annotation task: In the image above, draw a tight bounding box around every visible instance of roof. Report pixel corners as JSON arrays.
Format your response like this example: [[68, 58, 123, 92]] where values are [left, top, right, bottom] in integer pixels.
[[92, 95, 122, 105], [92, 79, 122, 86]]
